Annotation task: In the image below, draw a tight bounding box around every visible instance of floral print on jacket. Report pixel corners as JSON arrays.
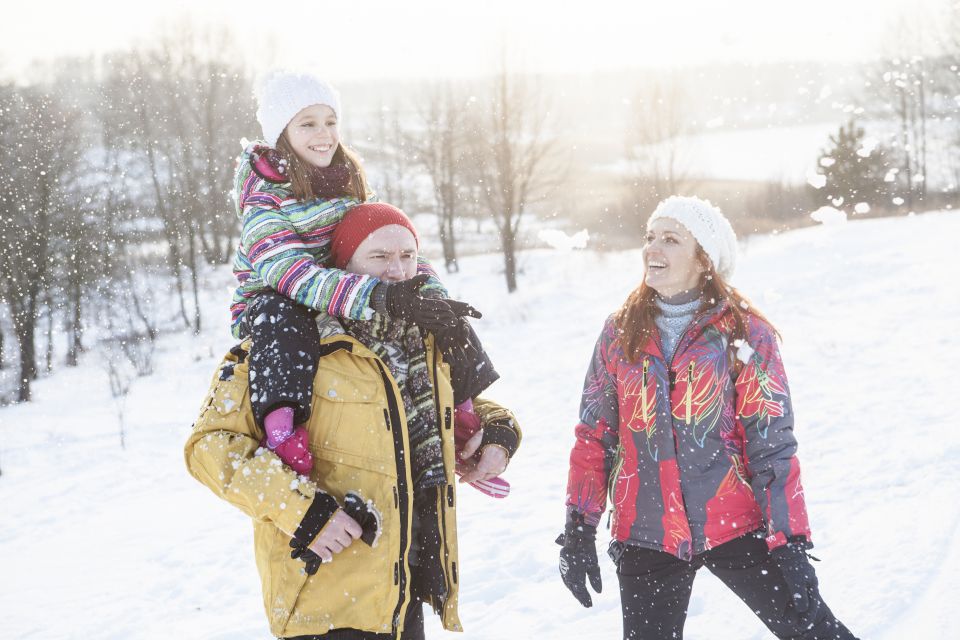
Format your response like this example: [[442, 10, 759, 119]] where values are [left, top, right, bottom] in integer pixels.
[[565, 303, 810, 560]]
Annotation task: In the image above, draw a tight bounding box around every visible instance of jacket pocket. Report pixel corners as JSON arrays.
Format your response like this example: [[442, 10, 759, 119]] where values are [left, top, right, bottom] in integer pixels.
[[265, 524, 311, 634], [311, 371, 391, 463]]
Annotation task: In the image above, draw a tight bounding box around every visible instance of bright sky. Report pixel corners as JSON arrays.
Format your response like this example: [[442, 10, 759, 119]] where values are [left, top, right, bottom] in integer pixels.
[[0, 0, 952, 83]]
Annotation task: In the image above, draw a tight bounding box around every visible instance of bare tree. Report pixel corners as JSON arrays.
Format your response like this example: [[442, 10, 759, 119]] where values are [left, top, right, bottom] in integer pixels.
[[471, 64, 560, 292], [0, 83, 83, 402], [371, 101, 412, 210], [624, 78, 695, 221], [98, 25, 253, 336], [413, 82, 476, 272]]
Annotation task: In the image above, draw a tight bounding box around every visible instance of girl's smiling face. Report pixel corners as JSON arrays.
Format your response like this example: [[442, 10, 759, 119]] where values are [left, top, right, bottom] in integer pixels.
[[642, 217, 706, 298], [284, 104, 340, 168]]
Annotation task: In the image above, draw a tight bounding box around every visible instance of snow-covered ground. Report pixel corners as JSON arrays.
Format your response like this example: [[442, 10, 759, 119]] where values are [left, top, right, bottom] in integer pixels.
[[1, 211, 957, 639]]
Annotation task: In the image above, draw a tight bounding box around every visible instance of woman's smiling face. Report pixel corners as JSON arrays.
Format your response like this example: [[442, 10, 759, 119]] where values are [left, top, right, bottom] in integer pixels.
[[642, 217, 705, 298]]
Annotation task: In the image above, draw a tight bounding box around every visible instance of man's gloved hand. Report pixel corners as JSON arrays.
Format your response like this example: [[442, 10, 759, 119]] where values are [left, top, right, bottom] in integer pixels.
[[771, 538, 821, 626], [556, 515, 602, 608], [374, 274, 480, 333], [289, 543, 324, 575]]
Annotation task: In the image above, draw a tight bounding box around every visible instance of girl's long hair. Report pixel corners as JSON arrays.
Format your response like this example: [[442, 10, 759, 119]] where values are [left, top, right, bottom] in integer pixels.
[[276, 135, 369, 203], [613, 246, 780, 363]]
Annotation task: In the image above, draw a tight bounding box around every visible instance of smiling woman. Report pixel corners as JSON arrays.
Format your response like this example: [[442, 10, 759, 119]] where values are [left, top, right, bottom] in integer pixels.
[[558, 196, 861, 639]]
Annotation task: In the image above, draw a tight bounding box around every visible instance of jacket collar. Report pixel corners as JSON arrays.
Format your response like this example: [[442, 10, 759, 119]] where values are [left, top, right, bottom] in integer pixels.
[[635, 300, 731, 361]]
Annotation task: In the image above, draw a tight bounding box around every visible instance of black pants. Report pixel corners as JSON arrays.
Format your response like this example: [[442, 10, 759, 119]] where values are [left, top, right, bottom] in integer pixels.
[[284, 599, 424, 640], [242, 293, 321, 428], [616, 533, 859, 640]]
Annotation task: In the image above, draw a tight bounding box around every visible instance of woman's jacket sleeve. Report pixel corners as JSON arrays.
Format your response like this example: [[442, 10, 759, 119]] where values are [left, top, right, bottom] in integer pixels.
[[735, 317, 812, 548], [565, 319, 621, 527]]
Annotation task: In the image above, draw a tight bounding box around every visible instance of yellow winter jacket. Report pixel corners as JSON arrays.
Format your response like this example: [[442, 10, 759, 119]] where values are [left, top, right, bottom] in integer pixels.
[[184, 332, 519, 638]]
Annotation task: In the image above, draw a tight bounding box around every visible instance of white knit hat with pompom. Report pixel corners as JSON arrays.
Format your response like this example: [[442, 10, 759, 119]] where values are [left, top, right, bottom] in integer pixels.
[[255, 70, 341, 147], [647, 196, 738, 281]]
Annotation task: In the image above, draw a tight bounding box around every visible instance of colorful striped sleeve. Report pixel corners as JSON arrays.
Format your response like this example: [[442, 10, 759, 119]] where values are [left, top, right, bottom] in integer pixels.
[[415, 257, 449, 298], [240, 200, 378, 320]]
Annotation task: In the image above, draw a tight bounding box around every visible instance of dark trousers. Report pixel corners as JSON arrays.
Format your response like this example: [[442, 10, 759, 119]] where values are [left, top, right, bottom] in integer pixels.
[[284, 599, 424, 640], [242, 293, 321, 428], [616, 533, 859, 640]]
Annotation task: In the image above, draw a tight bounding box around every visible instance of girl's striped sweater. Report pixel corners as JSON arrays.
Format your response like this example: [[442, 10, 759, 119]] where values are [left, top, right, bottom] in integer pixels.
[[229, 147, 443, 339]]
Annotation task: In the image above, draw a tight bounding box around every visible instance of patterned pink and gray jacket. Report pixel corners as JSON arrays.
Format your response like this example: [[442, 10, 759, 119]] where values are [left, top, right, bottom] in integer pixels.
[[565, 302, 811, 560]]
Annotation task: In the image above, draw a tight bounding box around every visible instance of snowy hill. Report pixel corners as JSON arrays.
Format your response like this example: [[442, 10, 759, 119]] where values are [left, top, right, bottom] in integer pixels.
[[1, 211, 957, 639]]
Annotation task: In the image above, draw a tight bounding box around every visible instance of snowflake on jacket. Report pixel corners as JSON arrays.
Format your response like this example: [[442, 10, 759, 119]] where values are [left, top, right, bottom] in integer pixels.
[[565, 302, 810, 561]]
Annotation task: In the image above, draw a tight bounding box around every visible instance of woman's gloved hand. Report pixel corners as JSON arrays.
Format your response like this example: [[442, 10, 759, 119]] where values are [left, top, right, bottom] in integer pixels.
[[771, 538, 821, 625], [557, 515, 602, 608]]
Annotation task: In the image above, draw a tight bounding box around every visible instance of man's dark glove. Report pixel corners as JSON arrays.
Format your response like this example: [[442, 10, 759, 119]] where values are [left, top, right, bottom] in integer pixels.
[[556, 516, 602, 608], [373, 274, 480, 333], [343, 491, 382, 547], [771, 538, 821, 625], [289, 542, 323, 575], [287, 492, 339, 576]]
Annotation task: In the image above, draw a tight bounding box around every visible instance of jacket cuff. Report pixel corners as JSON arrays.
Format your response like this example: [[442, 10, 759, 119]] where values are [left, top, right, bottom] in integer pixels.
[[765, 531, 812, 551], [563, 508, 598, 541], [291, 492, 340, 551], [480, 420, 520, 458]]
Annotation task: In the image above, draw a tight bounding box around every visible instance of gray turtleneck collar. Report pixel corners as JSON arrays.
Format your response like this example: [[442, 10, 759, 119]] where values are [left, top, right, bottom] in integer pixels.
[[654, 290, 702, 363]]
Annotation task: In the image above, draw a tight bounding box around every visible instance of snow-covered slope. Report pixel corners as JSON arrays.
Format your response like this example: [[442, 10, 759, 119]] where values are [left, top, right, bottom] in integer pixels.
[[1, 211, 957, 639]]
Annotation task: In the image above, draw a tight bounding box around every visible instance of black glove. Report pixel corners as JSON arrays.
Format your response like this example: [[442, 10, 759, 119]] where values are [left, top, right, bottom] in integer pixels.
[[556, 516, 602, 608], [288, 492, 339, 576], [434, 316, 482, 371], [374, 274, 480, 333], [343, 491, 382, 547], [289, 543, 323, 575], [771, 538, 821, 625]]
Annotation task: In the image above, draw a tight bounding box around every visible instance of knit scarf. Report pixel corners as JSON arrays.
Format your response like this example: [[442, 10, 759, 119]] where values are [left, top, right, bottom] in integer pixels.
[[344, 315, 445, 492], [308, 162, 353, 200]]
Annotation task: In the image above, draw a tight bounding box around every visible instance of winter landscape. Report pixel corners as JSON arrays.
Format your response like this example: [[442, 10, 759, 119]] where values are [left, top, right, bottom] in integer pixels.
[[2, 1, 960, 639]]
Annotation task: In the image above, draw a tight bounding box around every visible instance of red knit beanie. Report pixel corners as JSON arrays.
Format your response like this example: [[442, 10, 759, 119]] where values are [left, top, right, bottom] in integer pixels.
[[330, 203, 419, 269]]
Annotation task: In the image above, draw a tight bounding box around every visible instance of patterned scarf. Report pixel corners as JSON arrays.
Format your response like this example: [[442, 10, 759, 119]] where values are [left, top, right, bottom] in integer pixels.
[[344, 315, 445, 492], [308, 162, 353, 200]]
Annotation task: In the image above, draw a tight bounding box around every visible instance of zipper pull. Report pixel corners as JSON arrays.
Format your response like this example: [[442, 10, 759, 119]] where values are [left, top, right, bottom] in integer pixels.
[[686, 360, 695, 425], [641, 359, 650, 423], [606, 508, 613, 530]]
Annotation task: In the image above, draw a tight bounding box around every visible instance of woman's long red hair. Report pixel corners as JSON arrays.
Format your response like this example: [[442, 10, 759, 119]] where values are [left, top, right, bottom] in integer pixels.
[[613, 246, 780, 362]]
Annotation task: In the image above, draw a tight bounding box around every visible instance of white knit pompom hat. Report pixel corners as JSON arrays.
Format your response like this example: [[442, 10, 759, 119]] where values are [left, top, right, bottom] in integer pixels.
[[255, 70, 342, 147], [647, 196, 738, 280]]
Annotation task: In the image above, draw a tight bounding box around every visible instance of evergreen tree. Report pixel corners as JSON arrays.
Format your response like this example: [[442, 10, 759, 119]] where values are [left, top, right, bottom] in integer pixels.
[[814, 118, 893, 212]]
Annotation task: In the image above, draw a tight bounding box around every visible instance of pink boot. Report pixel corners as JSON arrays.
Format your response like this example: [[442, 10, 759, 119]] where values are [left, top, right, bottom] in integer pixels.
[[263, 407, 314, 476]]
